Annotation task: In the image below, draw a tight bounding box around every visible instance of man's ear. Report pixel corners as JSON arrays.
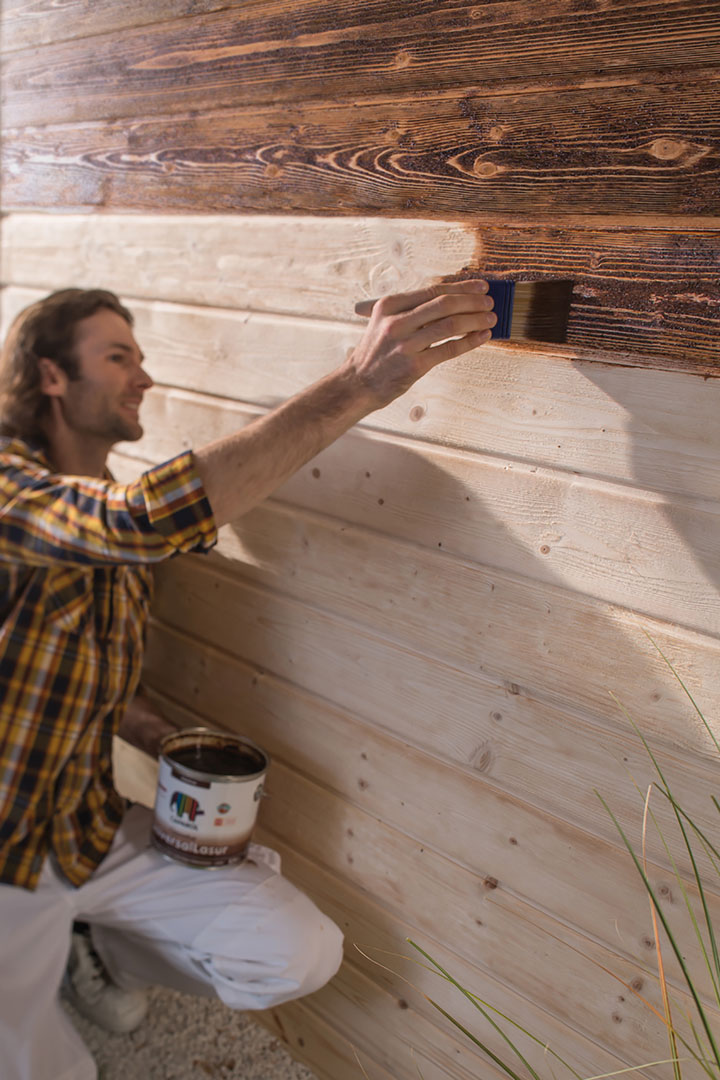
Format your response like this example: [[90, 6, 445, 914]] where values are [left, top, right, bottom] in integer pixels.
[[38, 357, 68, 397]]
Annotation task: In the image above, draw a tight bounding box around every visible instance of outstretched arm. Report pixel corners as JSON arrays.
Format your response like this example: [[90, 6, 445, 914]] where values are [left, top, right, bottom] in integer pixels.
[[194, 280, 495, 527]]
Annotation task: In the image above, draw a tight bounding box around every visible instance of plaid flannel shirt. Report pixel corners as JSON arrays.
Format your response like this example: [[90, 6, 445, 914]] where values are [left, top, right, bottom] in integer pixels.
[[0, 438, 217, 890]]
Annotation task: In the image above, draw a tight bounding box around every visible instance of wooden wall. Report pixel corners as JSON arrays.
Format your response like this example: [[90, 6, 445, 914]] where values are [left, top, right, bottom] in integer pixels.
[[2, 3, 720, 1078]]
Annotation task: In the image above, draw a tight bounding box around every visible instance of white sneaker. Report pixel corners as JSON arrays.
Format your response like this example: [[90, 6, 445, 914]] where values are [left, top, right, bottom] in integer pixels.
[[63, 927, 149, 1034]]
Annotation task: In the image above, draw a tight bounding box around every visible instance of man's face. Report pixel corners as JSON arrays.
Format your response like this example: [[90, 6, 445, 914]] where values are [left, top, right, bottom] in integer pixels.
[[58, 309, 153, 445]]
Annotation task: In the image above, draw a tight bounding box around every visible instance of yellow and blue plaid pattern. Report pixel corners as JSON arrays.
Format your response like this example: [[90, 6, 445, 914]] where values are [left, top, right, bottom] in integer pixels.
[[0, 438, 217, 890]]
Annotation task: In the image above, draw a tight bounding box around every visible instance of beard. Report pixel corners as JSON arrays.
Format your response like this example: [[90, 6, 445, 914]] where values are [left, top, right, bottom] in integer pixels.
[[60, 385, 144, 445]]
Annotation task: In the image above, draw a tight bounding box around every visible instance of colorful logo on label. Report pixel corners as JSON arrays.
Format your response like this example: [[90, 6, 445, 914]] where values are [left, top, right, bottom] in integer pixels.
[[217, 803, 231, 814], [170, 791, 205, 822]]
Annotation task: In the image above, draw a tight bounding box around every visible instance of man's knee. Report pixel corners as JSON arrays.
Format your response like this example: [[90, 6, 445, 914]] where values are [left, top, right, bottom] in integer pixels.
[[200, 875, 344, 1010], [288, 901, 344, 1001]]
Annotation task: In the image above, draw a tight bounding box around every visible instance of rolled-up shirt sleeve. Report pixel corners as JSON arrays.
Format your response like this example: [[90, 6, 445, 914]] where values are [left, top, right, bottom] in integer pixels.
[[126, 452, 218, 555], [0, 444, 217, 567]]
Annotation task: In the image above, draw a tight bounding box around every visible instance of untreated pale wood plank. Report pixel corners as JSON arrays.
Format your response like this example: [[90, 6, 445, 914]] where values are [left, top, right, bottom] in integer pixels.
[[259, 839, 640, 1080], [258, 999, 398, 1080], [0, 216, 477, 322], [229, 755, 711, 1062], [3, 1, 720, 120], [7, 283, 720, 498], [300, 961, 551, 1080], [106, 386, 720, 637], [143, 514, 720, 832], [4, 79, 720, 224], [142, 626, 720, 1007]]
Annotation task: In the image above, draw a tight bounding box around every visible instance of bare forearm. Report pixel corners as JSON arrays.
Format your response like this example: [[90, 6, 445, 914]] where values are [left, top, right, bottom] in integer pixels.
[[194, 280, 496, 528], [195, 366, 373, 527]]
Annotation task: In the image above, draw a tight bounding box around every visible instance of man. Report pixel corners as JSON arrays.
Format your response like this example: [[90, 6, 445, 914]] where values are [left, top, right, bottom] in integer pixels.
[[0, 280, 496, 1080]]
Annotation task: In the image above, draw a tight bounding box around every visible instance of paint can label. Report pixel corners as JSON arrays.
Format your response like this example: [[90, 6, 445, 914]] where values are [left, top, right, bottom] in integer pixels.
[[151, 729, 269, 868]]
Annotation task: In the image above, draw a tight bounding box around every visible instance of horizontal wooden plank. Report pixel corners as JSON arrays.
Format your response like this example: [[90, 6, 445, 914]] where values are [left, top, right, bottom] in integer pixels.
[[0, 0, 233, 54], [4, 1, 720, 123], [302, 961, 550, 1080], [261, 839, 655, 1080], [114, 723, 616, 1078], [3, 210, 719, 370], [143, 514, 720, 835], [143, 627, 720, 1005], [6, 283, 720, 497], [4, 78, 720, 223], [0, 215, 477, 321], [243, 760, 708, 1063], [106, 384, 720, 637], [258, 999, 398, 1080], [211, 505, 720, 758]]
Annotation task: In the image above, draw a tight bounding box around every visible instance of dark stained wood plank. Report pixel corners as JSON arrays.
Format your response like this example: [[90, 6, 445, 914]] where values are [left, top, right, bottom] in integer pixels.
[[3, 0, 720, 125], [0, 0, 235, 54], [3, 78, 719, 219], [463, 227, 720, 371]]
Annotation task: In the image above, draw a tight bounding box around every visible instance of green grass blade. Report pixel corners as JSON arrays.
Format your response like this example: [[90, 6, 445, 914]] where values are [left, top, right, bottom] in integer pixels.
[[426, 997, 536, 1080], [642, 632, 720, 757], [610, 692, 720, 995], [408, 940, 581, 1080], [597, 794, 720, 1068], [656, 790, 720, 872], [639, 791, 720, 1007]]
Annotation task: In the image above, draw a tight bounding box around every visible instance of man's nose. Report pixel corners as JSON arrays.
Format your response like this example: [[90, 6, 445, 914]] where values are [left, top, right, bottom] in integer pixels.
[[135, 366, 154, 391]]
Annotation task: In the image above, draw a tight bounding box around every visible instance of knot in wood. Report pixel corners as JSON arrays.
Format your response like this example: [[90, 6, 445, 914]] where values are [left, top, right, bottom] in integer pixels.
[[471, 742, 493, 774], [474, 160, 500, 178], [649, 138, 685, 161]]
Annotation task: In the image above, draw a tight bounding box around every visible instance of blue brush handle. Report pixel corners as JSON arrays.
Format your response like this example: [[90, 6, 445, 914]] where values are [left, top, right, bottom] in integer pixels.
[[486, 280, 515, 339]]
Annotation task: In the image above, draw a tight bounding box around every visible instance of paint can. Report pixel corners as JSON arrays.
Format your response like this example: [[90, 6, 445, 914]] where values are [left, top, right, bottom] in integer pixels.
[[151, 727, 269, 868]]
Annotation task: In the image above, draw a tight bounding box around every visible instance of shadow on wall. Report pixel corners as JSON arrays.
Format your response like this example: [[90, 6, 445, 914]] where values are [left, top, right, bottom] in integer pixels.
[[144, 373, 720, 1070]]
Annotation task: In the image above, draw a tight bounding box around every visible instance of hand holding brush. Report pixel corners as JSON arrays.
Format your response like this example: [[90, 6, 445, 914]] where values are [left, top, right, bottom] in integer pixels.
[[356, 278, 574, 344]]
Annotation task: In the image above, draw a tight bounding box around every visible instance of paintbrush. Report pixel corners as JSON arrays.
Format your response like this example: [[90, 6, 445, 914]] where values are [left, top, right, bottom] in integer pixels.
[[486, 280, 574, 343], [355, 280, 574, 344]]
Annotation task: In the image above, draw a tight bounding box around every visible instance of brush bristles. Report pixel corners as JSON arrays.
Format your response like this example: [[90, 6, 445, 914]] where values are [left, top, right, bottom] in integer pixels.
[[510, 281, 574, 344]]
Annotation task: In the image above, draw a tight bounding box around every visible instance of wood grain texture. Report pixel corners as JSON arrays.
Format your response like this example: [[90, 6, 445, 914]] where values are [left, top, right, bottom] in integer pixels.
[[5, 282, 720, 492], [156, 666, 708, 1068], [0, 214, 478, 321], [0, 0, 233, 54], [300, 962, 578, 1080], [258, 999, 397, 1080], [150, 506, 720, 799], [108, 385, 720, 638], [2, 213, 718, 372], [241, 761, 704, 1062], [3, 77, 720, 222], [143, 620, 720, 949], [144, 563, 720, 884], [259, 842, 648, 1080], [3, 0, 720, 121]]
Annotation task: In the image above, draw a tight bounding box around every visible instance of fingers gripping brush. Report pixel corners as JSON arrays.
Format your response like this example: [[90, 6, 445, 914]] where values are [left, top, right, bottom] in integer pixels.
[[355, 280, 574, 345]]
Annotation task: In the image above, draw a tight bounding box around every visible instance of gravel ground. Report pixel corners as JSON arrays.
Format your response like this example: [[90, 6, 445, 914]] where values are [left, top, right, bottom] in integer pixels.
[[62, 986, 318, 1080]]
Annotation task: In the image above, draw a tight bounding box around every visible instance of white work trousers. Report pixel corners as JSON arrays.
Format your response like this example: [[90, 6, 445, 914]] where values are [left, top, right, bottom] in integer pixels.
[[0, 805, 344, 1080]]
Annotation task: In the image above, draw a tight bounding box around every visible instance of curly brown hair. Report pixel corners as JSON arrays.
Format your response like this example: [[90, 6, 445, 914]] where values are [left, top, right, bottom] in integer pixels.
[[0, 288, 134, 447]]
